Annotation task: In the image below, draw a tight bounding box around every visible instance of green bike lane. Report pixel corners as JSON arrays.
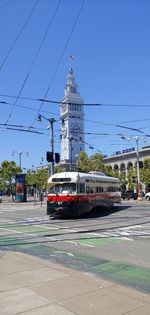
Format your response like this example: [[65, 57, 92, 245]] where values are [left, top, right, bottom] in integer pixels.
[[0, 222, 150, 294]]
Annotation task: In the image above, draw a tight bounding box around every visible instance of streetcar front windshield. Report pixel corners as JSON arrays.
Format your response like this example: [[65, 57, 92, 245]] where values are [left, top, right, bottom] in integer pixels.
[[48, 183, 76, 194]]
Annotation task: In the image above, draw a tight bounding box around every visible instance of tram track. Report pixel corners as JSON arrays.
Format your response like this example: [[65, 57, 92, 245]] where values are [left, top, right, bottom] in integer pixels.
[[0, 206, 150, 227], [0, 217, 150, 247], [0, 203, 150, 248], [0, 212, 150, 231]]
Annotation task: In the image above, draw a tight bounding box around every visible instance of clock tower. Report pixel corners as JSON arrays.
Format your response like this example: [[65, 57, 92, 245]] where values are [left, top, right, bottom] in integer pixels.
[[60, 66, 84, 168]]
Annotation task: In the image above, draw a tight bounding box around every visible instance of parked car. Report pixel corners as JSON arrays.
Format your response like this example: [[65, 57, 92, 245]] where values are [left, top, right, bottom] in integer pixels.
[[121, 190, 137, 200], [145, 192, 150, 201]]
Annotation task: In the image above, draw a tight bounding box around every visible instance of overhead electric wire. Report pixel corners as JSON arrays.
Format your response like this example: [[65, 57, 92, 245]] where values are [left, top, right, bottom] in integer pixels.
[[1, 93, 150, 108], [66, 135, 102, 153], [30, 0, 86, 127], [0, 126, 44, 134], [0, 122, 61, 135], [0, 0, 39, 71], [80, 131, 127, 136], [119, 118, 150, 123], [1, 102, 146, 136], [5, 0, 62, 125], [1, 98, 147, 135], [0, 0, 11, 12], [1, 98, 150, 131], [0, 99, 60, 118]]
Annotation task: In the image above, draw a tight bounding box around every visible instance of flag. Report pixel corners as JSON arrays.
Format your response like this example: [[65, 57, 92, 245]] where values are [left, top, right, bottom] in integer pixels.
[[70, 55, 75, 60]]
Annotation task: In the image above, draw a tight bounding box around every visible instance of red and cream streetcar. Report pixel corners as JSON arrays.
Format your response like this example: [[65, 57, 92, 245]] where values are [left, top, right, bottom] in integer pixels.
[[47, 171, 121, 218]]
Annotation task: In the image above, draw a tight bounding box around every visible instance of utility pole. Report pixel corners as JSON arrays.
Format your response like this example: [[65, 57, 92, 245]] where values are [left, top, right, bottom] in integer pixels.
[[49, 118, 56, 175], [135, 136, 142, 200], [37, 114, 56, 176], [123, 135, 142, 200], [69, 136, 73, 170]]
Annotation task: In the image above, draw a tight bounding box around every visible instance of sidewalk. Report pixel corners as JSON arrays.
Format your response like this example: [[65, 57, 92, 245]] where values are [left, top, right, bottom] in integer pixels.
[[0, 251, 149, 315], [0, 195, 47, 205]]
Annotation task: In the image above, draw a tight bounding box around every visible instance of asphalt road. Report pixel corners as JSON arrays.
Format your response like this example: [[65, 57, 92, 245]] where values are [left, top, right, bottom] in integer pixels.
[[0, 198, 150, 292]]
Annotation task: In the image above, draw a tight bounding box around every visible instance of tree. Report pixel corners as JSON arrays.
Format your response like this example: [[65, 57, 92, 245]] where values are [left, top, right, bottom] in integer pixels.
[[54, 165, 66, 173], [78, 152, 120, 180], [25, 168, 49, 191], [90, 153, 105, 172], [117, 172, 127, 191], [140, 158, 150, 188], [78, 152, 91, 172], [0, 160, 21, 195]]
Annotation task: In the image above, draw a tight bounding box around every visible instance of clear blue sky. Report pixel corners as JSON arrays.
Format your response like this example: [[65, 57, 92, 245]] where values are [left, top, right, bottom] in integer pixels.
[[0, 0, 150, 170]]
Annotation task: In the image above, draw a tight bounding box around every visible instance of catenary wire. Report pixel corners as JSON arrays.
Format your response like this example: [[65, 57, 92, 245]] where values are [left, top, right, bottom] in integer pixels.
[[5, 0, 62, 125], [0, 0, 11, 12], [0, 99, 148, 136], [30, 0, 86, 127], [1, 99, 150, 128], [0, 99, 60, 117], [0, 126, 43, 134], [1, 93, 150, 108], [0, 0, 39, 71]]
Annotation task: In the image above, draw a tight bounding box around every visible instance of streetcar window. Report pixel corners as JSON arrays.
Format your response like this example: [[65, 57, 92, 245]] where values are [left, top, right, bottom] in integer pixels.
[[107, 186, 116, 192], [61, 183, 76, 194], [48, 183, 76, 194], [48, 184, 61, 194], [52, 178, 71, 182], [79, 183, 85, 193], [90, 186, 96, 193], [86, 186, 90, 194]]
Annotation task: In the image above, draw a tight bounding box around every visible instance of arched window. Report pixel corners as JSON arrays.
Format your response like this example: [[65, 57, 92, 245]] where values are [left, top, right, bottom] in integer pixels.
[[120, 163, 126, 173], [114, 164, 119, 172], [127, 162, 133, 170]]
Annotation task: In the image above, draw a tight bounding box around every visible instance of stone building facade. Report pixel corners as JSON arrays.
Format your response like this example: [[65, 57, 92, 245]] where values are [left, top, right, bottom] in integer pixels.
[[60, 66, 84, 170], [103, 146, 150, 191]]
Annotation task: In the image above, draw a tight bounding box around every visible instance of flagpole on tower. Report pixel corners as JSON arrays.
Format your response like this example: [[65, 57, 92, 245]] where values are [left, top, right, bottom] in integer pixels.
[[69, 55, 75, 67]]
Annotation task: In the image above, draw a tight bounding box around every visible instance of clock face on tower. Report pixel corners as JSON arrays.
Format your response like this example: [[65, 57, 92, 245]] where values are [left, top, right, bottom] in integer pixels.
[[70, 122, 80, 137]]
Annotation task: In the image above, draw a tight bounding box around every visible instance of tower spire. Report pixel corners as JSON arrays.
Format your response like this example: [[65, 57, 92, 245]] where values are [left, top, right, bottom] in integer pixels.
[[69, 55, 75, 68], [60, 59, 85, 167]]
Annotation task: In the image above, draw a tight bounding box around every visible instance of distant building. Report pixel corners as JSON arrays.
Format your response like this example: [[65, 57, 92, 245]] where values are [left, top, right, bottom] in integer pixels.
[[60, 66, 84, 170], [103, 146, 150, 174], [103, 146, 150, 191]]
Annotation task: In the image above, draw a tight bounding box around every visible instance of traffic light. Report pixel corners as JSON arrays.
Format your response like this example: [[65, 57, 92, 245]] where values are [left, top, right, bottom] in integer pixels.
[[139, 161, 143, 168], [46, 151, 53, 162], [132, 176, 137, 183], [144, 160, 148, 169], [55, 153, 60, 164]]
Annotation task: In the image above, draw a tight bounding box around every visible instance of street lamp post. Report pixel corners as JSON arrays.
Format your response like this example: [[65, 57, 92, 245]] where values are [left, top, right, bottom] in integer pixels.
[[37, 114, 56, 175], [134, 136, 142, 200], [18, 151, 22, 168], [75, 154, 79, 171], [49, 118, 55, 175], [69, 136, 73, 171], [11, 151, 28, 169], [122, 135, 142, 200]]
